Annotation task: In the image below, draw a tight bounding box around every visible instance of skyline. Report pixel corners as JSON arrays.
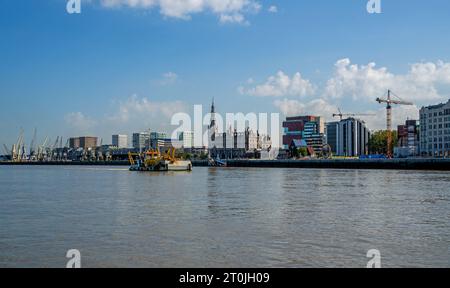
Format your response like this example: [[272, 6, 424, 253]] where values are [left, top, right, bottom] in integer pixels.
[[2, 1, 450, 146]]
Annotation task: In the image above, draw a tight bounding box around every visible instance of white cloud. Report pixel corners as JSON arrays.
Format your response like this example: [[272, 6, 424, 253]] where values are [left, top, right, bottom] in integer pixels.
[[64, 95, 189, 141], [241, 71, 316, 97], [98, 0, 261, 23], [324, 58, 450, 102], [64, 112, 97, 133], [274, 98, 338, 121], [109, 94, 188, 123], [268, 5, 277, 13]]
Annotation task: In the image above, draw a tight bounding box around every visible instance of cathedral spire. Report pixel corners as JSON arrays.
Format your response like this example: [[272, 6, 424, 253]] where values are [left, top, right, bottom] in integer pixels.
[[211, 98, 215, 114]]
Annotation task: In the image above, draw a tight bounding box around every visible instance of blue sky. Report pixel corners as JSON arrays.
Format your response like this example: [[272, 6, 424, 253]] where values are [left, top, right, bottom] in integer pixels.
[[1, 0, 450, 147]]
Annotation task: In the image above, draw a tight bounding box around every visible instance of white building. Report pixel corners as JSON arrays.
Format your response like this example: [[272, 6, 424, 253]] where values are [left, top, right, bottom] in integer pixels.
[[420, 100, 450, 157], [112, 134, 128, 148], [178, 131, 194, 148]]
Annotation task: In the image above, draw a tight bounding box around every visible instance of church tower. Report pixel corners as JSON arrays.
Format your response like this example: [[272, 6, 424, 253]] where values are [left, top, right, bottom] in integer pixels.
[[209, 99, 217, 143]]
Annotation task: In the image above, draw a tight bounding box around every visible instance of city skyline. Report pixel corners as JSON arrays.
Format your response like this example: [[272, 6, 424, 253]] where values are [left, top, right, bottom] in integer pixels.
[[2, 1, 450, 146]]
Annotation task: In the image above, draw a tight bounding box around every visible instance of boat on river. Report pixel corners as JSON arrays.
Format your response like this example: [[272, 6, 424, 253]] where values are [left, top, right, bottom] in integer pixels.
[[128, 148, 192, 172]]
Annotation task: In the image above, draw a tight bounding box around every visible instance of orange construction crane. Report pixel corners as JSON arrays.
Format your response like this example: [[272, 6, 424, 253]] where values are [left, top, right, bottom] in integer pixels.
[[376, 90, 413, 158]]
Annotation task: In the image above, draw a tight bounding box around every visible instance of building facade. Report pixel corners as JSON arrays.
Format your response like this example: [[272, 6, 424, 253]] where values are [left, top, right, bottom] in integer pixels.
[[132, 132, 150, 151], [395, 120, 420, 157], [149, 132, 167, 149], [69, 137, 80, 149], [326, 118, 369, 157], [112, 134, 128, 148], [420, 100, 450, 157], [79, 137, 98, 149], [70, 137, 98, 149], [178, 131, 194, 148], [282, 115, 325, 154]]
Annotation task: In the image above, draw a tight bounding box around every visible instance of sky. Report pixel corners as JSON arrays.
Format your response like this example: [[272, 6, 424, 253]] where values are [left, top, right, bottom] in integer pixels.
[[1, 0, 450, 147]]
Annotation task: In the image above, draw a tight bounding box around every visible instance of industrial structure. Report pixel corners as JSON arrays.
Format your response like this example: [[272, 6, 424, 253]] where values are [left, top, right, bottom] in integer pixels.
[[420, 99, 450, 157], [376, 90, 414, 157]]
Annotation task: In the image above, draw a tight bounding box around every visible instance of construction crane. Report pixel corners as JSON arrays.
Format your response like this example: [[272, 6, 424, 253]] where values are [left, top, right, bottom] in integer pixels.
[[29, 128, 37, 160], [376, 90, 414, 158], [333, 108, 376, 121]]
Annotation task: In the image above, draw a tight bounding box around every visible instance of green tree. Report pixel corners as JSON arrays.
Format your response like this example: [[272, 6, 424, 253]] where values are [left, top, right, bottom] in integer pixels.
[[368, 130, 398, 155], [298, 147, 308, 157]]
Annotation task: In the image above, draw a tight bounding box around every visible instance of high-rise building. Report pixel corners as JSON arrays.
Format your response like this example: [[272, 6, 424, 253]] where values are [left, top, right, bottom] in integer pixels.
[[282, 116, 324, 154], [178, 131, 194, 148], [112, 134, 128, 148], [132, 132, 150, 151], [419, 100, 450, 157], [326, 118, 370, 157]]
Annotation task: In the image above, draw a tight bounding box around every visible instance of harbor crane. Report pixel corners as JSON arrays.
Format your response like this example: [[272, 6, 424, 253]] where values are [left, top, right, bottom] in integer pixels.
[[376, 90, 414, 158], [332, 108, 376, 121]]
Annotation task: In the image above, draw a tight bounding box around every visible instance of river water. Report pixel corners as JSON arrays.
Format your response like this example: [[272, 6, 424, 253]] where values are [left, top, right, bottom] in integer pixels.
[[0, 165, 448, 268]]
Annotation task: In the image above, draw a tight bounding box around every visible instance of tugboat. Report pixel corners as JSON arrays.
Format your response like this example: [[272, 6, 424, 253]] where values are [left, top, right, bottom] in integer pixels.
[[128, 148, 192, 172]]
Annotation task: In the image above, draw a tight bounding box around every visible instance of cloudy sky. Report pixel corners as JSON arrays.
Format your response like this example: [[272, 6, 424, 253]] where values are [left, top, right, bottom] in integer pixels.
[[1, 0, 450, 146]]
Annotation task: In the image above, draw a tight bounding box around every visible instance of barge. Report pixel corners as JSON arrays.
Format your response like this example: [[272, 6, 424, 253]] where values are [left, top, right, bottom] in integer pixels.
[[128, 148, 192, 172]]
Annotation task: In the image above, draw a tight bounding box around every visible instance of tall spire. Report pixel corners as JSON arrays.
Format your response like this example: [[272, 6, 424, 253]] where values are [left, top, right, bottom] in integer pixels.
[[211, 98, 215, 114]]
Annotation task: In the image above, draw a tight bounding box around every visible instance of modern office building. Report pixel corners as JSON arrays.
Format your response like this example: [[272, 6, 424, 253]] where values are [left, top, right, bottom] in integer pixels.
[[178, 131, 194, 148], [149, 132, 167, 149], [132, 132, 150, 151], [282, 115, 325, 154], [419, 100, 450, 157], [112, 134, 128, 148], [395, 120, 420, 157], [326, 118, 369, 157]]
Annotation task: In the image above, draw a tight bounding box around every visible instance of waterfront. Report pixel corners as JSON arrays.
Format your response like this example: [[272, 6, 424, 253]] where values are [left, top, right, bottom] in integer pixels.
[[0, 166, 449, 268]]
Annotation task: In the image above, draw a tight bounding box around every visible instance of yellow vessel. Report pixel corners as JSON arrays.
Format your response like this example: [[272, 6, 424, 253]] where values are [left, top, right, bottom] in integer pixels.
[[128, 148, 192, 172]]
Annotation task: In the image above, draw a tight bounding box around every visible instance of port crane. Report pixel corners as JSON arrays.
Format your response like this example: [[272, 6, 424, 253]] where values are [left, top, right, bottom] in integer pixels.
[[376, 90, 413, 158], [332, 108, 376, 121]]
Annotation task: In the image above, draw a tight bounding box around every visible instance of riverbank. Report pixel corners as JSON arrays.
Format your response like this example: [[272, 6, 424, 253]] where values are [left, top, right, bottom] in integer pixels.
[[1, 158, 450, 170]]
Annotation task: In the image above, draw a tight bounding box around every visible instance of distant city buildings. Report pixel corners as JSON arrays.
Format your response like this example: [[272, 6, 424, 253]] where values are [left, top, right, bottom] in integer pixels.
[[326, 118, 370, 157], [149, 132, 167, 149], [178, 131, 194, 148], [112, 134, 128, 148], [282, 116, 325, 154], [208, 101, 272, 159], [395, 120, 420, 157], [132, 132, 150, 151], [420, 100, 450, 157], [69, 136, 98, 149]]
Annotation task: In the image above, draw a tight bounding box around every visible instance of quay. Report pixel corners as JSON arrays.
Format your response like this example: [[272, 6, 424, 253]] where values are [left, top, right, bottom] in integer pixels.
[[1, 159, 450, 170]]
